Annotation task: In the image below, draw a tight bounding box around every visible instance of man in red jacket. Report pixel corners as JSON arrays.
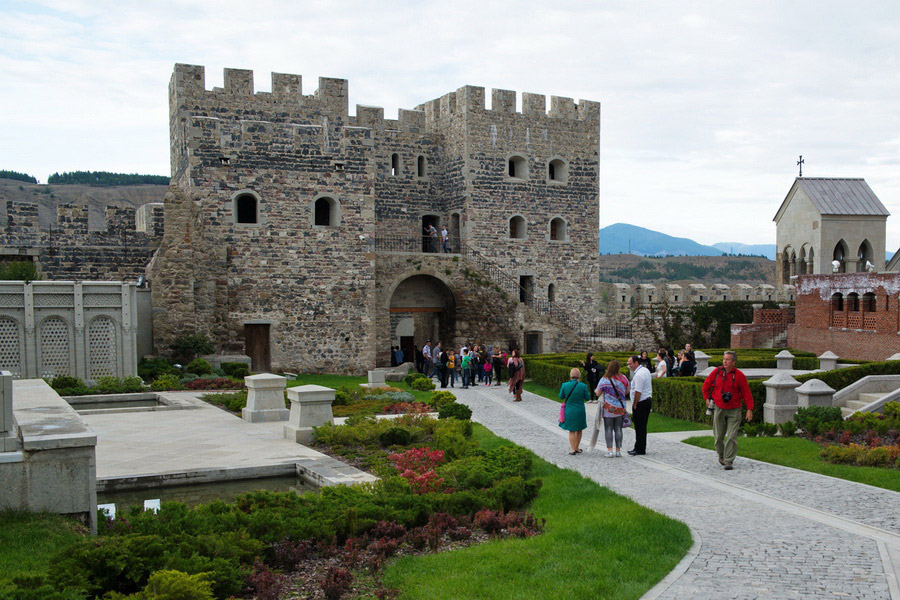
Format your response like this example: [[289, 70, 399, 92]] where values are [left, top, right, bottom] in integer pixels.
[[702, 350, 754, 470]]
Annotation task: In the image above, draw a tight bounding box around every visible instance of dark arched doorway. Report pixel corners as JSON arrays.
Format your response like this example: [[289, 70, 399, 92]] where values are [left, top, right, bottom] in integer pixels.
[[388, 275, 456, 365]]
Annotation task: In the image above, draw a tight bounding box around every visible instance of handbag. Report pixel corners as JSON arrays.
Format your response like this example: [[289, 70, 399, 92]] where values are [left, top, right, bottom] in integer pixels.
[[559, 381, 577, 423]]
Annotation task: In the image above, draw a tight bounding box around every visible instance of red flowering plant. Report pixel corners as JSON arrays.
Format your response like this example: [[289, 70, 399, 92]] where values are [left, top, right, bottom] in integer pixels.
[[388, 446, 447, 494]]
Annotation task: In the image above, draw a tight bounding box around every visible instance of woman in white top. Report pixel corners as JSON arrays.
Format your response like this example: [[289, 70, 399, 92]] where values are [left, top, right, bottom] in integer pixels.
[[655, 349, 668, 378]]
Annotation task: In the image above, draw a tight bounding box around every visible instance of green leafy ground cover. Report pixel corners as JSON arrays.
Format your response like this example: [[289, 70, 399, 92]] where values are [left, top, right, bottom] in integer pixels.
[[384, 424, 692, 600], [683, 436, 900, 492]]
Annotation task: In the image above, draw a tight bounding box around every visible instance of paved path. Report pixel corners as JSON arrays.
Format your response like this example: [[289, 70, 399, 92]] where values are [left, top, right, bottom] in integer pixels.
[[446, 382, 899, 600]]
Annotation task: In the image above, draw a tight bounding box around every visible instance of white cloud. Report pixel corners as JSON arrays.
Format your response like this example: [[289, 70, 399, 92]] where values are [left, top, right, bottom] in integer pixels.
[[2, 0, 900, 246]]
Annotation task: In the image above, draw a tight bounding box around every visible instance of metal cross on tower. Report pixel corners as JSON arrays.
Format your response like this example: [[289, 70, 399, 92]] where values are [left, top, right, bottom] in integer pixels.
[[797, 155, 804, 177]]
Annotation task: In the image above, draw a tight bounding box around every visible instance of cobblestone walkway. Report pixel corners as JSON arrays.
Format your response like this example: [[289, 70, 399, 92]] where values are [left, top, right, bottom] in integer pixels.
[[446, 382, 899, 600]]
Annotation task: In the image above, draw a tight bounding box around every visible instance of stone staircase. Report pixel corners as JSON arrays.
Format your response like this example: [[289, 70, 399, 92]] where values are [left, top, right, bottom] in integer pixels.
[[832, 376, 900, 418], [842, 392, 891, 418]]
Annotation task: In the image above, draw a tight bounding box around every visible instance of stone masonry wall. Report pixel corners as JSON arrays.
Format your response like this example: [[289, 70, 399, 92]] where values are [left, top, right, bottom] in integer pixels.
[[0, 200, 163, 281]]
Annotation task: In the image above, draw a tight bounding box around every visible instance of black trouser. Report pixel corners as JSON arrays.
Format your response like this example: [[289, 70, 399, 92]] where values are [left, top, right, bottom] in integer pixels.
[[632, 398, 652, 454], [440, 366, 449, 388]]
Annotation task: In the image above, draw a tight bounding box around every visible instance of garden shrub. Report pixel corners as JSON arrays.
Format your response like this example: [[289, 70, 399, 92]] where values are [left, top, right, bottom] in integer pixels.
[[795, 406, 843, 432], [139, 569, 214, 600], [333, 387, 352, 406], [378, 427, 413, 447], [404, 371, 429, 386], [151, 374, 183, 392], [428, 391, 456, 410], [220, 362, 250, 378], [884, 401, 900, 418], [433, 418, 474, 460], [138, 357, 180, 383], [203, 390, 247, 412], [185, 358, 213, 376], [779, 421, 797, 437], [761, 423, 778, 437], [438, 402, 472, 421], [410, 377, 436, 391], [490, 476, 542, 510], [169, 335, 214, 364], [183, 378, 243, 391], [50, 375, 83, 392]]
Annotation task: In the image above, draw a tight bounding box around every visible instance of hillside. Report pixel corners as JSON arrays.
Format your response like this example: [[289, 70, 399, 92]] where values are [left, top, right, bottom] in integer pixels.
[[600, 223, 723, 256], [0, 178, 167, 229], [598, 253, 775, 285]]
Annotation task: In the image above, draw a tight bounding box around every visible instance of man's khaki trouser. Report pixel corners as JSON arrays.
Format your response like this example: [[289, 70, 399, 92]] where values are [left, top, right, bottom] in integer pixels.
[[713, 406, 742, 465]]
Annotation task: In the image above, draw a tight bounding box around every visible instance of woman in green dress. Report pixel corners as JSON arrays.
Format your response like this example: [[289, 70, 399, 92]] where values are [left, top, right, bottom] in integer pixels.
[[559, 367, 590, 454]]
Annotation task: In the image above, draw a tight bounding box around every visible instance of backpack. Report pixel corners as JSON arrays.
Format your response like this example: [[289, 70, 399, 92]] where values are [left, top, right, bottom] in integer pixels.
[[508, 360, 520, 376]]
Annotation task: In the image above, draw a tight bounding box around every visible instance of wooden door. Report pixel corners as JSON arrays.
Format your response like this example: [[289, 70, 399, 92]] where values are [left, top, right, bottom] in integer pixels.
[[244, 324, 271, 372]]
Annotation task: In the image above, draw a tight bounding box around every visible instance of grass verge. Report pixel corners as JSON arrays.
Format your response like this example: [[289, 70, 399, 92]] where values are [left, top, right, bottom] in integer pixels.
[[0, 511, 87, 581], [523, 381, 708, 433], [683, 436, 900, 492], [383, 424, 692, 600], [287, 372, 436, 404]]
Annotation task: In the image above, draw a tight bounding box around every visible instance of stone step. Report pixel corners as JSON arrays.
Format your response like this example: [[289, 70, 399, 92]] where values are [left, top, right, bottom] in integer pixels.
[[857, 392, 885, 405], [841, 406, 856, 418], [845, 399, 870, 411]]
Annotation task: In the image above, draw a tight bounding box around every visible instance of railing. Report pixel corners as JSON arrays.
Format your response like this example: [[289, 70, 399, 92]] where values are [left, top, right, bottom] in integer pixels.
[[374, 234, 461, 254]]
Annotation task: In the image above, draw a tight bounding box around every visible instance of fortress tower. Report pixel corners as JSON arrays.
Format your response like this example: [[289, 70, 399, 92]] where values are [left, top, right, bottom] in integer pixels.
[[151, 64, 601, 372]]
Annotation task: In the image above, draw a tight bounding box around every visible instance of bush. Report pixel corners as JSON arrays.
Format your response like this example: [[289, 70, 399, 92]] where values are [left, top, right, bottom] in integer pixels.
[[141, 569, 214, 600], [404, 372, 429, 386], [151, 374, 183, 391], [779, 421, 797, 437], [438, 402, 472, 421], [761, 423, 778, 437], [221, 362, 250, 378], [378, 427, 413, 447], [93, 376, 125, 394], [795, 406, 843, 432], [433, 418, 473, 460], [138, 358, 180, 383], [50, 375, 83, 391], [203, 390, 247, 412], [185, 358, 213, 376], [410, 377, 436, 391], [169, 335, 214, 363], [183, 378, 243, 391], [428, 391, 457, 410]]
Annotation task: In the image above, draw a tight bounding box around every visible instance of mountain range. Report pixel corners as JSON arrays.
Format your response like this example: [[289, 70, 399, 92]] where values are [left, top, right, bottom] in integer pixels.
[[599, 223, 776, 259]]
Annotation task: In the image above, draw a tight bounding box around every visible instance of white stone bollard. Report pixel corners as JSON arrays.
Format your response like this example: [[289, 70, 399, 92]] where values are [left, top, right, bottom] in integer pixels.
[[694, 351, 710, 373], [367, 370, 386, 388], [242, 373, 289, 423], [0, 371, 15, 452], [775, 350, 794, 370], [795, 379, 835, 408], [818, 351, 839, 371], [763, 372, 801, 424], [284, 385, 335, 445]]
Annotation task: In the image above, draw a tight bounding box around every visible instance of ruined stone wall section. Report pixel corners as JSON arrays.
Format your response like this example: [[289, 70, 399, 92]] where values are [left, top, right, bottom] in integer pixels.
[[1, 201, 162, 281], [601, 281, 796, 317]]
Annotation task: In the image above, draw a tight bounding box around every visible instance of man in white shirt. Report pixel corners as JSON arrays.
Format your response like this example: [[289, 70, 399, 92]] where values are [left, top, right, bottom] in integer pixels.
[[626, 354, 653, 456]]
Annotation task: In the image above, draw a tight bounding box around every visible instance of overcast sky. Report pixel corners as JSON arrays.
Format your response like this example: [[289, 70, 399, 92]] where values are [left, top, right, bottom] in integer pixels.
[[3, 1, 900, 247]]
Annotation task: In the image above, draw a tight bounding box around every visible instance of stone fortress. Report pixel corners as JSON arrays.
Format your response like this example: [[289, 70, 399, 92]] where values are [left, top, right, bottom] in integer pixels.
[[148, 64, 602, 373]]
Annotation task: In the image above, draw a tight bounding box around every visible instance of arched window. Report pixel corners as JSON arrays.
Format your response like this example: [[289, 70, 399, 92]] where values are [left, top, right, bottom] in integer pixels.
[[549, 217, 567, 241], [798, 247, 807, 275], [833, 241, 847, 273], [847, 292, 860, 312], [508, 155, 528, 179], [548, 158, 568, 183], [807, 248, 815, 274], [391, 153, 400, 177], [857, 240, 873, 272], [781, 248, 792, 283], [509, 215, 527, 239], [831, 293, 844, 312], [314, 197, 338, 227], [417, 155, 426, 177], [862, 292, 876, 312], [235, 193, 258, 224], [548, 283, 556, 302]]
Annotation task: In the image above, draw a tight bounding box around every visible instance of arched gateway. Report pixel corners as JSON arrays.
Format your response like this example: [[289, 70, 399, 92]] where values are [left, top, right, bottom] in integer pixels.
[[387, 274, 456, 365]]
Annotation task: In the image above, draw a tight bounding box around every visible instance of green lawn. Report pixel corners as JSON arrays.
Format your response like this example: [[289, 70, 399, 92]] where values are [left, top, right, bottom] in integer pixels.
[[0, 511, 87, 581], [383, 424, 692, 600], [523, 381, 708, 433], [683, 436, 900, 492]]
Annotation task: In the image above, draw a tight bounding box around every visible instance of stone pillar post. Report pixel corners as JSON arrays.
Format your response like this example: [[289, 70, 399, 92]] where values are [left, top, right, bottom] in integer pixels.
[[763, 372, 801, 424], [694, 351, 710, 373], [242, 374, 289, 423], [284, 384, 335, 444], [818, 351, 839, 371], [795, 379, 835, 408], [0, 371, 16, 452], [366, 370, 386, 388], [775, 350, 794, 369]]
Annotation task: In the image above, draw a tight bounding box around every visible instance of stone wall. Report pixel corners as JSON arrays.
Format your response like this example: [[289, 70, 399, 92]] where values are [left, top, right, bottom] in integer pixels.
[[0, 200, 163, 281], [153, 64, 599, 372]]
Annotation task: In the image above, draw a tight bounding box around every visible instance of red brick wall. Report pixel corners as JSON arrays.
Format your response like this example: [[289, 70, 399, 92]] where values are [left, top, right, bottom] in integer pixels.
[[787, 273, 900, 360]]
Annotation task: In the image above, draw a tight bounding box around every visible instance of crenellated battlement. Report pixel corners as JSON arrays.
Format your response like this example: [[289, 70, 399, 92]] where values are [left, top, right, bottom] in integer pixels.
[[171, 64, 599, 139], [3, 201, 164, 238], [601, 281, 795, 311]]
